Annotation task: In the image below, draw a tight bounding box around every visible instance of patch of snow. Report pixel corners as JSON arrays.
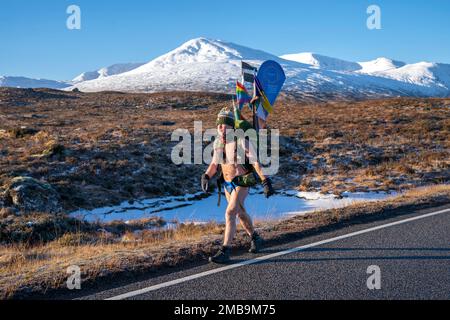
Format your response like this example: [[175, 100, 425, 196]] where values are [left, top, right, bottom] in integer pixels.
[[70, 189, 397, 224]]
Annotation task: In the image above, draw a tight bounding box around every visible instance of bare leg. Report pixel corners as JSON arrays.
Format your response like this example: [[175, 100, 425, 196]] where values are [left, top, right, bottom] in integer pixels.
[[223, 187, 254, 246], [235, 187, 255, 237], [223, 189, 237, 247]]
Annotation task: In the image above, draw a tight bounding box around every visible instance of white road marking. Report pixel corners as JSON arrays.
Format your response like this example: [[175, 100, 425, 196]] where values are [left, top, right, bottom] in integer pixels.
[[105, 208, 450, 300]]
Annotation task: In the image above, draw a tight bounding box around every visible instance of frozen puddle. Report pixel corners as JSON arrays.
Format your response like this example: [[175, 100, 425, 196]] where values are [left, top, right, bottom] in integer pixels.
[[70, 189, 397, 224]]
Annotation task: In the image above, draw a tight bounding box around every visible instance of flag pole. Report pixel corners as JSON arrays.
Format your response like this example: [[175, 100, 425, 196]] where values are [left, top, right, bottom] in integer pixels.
[[253, 75, 259, 133]]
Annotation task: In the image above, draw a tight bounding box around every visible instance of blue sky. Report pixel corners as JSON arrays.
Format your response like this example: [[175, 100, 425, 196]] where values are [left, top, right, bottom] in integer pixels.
[[1, 0, 449, 80]]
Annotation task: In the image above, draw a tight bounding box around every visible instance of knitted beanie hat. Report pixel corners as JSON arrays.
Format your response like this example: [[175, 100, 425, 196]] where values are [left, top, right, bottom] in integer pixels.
[[216, 107, 235, 127]]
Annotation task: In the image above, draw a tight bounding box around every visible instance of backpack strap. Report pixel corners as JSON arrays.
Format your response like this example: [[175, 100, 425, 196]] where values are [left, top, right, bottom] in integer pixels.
[[216, 164, 225, 207]]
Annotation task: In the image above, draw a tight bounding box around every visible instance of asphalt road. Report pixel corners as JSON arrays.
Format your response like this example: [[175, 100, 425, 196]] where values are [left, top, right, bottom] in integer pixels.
[[79, 204, 450, 300]]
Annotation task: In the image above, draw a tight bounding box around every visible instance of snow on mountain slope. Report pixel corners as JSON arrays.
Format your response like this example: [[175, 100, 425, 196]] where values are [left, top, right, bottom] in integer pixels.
[[133, 38, 284, 72], [0, 76, 70, 89], [72, 62, 145, 83], [373, 62, 450, 94], [70, 38, 292, 93], [280, 52, 361, 72], [70, 38, 450, 99], [358, 57, 406, 74], [72, 71, 100, 83]]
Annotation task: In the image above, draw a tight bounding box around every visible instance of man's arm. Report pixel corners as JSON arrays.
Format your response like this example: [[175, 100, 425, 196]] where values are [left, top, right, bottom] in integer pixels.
[[250, 96, 260, 105], [205, 162, 218, 179], [242, 139, 268, 180], [201, 148, 221, 193], [205, 147, 222, 178], [252, 161, 267, 181], [243, 138, 274, 198]]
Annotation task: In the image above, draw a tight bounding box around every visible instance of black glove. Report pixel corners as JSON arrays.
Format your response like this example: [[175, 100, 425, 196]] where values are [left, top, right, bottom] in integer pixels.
[[262, 178, 275, 198], [201, 174, 210, 193]]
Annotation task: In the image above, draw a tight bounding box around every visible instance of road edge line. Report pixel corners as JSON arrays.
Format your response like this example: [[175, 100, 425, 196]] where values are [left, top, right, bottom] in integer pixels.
[[105, 207, 450, 300]]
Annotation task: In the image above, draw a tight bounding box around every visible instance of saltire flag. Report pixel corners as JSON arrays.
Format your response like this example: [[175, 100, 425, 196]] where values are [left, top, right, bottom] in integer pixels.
[[254, 76, 273, 116], [243, 73, 255, 83], [242, 61, 258, 72], [236, 81, 251, 110], [241, 61, 257, 83]]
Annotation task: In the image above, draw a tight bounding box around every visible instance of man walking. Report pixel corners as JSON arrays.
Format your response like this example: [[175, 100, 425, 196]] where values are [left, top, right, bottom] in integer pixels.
[[201, 108, 275, 264]]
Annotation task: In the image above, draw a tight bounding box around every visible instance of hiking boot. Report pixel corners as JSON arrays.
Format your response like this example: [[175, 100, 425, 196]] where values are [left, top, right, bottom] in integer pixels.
[[249, 232, 263, 254], [209, 246, 231, 264]]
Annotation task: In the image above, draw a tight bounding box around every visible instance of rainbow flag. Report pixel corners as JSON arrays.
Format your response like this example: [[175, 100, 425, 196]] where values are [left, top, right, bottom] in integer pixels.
[[236, 81, 251, 110]]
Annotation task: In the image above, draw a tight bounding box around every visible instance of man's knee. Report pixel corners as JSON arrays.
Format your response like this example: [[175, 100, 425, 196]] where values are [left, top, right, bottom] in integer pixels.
[[226, 207, 239, 219]]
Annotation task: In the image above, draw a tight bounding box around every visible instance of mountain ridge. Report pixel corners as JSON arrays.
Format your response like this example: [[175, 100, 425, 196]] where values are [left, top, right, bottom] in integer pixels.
[[0, 76, 70, 90], [2, 38, 449, 99], [70, 38, 450, 99]]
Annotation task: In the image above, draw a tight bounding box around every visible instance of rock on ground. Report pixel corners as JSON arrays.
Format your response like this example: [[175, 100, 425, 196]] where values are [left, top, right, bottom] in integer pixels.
[[1, 177, 62, 214]]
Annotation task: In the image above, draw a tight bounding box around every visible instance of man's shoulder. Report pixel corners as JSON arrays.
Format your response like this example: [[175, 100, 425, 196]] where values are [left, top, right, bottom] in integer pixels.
[[214, 138, 225, 150]]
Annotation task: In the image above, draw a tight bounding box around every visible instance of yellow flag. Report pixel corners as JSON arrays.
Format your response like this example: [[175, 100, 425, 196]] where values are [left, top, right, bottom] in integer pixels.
[[254, 76, 273, 114]]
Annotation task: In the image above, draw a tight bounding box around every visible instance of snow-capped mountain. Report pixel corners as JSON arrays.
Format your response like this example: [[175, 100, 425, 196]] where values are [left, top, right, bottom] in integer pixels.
[[70, 38, 287, 94], [72, 62, 145, 83], [280, 52, 361, 72], [366, 61, 450, 88], [69, 38, 450, 99], [357, 57, 406, 74], [1, 38, 443, 99], [0, 76, 70, 89]]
